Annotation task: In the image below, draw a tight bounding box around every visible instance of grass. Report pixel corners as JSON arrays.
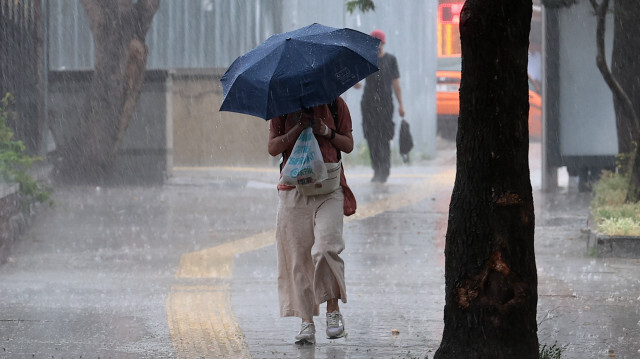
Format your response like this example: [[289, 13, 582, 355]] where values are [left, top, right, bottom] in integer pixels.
[[590, 170, 640, 236], [539, 342, 567, 359], [537, 309, 568, 358]]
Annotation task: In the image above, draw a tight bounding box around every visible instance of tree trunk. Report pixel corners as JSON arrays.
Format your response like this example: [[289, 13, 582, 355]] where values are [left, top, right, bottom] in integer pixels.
[[590, 0, 640, 201], [57, 0, 159, 183], [611, 0, 640, 202], [628, 144, 640, 202], [434, 1, 538, 358], [611, 0, 640, 155]]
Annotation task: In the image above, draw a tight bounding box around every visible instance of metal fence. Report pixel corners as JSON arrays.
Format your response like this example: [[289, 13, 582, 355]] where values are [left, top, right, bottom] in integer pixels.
[[47, 0, 288, 70], [0, 0, 43, 154]]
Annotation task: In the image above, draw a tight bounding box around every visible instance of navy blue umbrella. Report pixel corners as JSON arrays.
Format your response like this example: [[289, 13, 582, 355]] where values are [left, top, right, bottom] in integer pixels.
[[220, 23, 380, 120]]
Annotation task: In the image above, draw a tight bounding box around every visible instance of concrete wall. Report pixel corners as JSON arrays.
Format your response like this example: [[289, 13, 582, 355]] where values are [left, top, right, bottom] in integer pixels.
[[0, 185, 24, 263], [48, 70, 173, 185], [0, 164, 50, 263], [47, 69, 270, 176], [171, 69, 270, 167]]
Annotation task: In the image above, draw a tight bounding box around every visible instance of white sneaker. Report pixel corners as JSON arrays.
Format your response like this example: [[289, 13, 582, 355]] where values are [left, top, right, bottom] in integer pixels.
[[295, 322, 316, 344], [326, 311, 345, 339]]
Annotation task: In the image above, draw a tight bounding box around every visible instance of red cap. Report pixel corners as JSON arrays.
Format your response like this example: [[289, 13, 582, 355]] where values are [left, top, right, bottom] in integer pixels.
[[370, 29, 386, 44]]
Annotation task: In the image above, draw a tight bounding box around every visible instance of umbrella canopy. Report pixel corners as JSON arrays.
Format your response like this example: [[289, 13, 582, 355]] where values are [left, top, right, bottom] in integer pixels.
[[220, 23, 380, 120]]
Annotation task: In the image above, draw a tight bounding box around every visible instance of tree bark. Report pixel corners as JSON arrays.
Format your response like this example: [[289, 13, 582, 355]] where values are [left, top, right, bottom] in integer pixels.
[[590, 0, 640, 201], [610, 0, 640, 155], [434, 1, 538, 358], [589, 0, 640, 154], [610, 0, 640, 202], [58, 0, 159, 183]]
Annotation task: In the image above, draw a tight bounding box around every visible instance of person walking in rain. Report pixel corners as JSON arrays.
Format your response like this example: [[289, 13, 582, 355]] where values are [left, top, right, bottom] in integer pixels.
[[354, 29, 405, 183], [268, 97, 356, 344]]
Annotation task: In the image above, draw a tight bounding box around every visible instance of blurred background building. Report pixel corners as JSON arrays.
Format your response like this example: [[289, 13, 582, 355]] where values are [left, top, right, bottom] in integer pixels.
[[45, 0, 438, 167]]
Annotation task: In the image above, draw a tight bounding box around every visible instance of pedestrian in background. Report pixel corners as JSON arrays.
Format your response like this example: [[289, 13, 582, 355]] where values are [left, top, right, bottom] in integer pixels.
[[354, 29, 405, 183], [267, 97, 356, 344]]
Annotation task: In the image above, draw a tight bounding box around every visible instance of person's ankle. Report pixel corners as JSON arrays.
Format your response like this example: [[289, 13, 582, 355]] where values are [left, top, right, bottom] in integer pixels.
[[327, 299, 339, 313]]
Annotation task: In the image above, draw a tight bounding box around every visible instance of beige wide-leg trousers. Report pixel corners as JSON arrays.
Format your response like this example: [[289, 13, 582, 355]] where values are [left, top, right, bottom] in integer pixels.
[[276, 188, 347, 319]]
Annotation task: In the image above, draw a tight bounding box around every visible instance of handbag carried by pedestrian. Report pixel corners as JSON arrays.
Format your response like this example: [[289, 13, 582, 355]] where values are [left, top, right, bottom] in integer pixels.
[[399, 118, 414, 163], [296, 161, 342, 196]]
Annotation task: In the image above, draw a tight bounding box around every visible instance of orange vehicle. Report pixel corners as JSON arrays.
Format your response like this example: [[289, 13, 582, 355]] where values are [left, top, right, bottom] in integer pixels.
[[436, 1, 541, 141], [436, 61, 542, 141]]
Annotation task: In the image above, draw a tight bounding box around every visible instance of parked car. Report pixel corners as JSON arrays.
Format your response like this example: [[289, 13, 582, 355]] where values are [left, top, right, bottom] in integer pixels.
[[436, 57, 542, 141]]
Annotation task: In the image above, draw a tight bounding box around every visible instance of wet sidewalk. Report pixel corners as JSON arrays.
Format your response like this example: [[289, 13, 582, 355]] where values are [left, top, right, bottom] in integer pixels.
[[217, 147, 640, 359], [165, 149, 457, 359], [534, 191, 640, 359], [0, 143, 639, 358]]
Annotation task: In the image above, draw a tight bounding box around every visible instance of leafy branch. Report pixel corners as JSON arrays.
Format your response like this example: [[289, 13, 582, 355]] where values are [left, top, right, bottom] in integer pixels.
[[346, 0, 375, 14], [0, 93, 51, 203]]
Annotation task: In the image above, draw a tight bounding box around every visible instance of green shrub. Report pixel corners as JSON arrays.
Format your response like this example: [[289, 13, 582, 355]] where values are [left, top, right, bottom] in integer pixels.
[[598, 217, 640, 236], [591, 170, 627, 207], [590, 168, 640, 236], [0, 93, 51, 203]]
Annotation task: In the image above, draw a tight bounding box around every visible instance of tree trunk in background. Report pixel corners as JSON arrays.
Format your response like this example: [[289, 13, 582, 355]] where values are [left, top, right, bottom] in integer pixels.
[[611, 0, 640, 202], [434, 0, 538, 358], [611, 0, 640, 155], [57, 0, 159, 183]]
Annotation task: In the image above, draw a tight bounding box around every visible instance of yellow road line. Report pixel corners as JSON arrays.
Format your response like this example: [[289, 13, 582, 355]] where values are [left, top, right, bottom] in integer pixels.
[[176, 231, 274, 278], [347, 170, 455, 222], [167, 285, 251, 359], [167, 169, 455, 358]]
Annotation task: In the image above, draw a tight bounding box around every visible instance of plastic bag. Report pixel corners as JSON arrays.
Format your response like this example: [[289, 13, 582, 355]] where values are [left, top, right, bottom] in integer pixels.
[[280, 126, 328, 185]]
